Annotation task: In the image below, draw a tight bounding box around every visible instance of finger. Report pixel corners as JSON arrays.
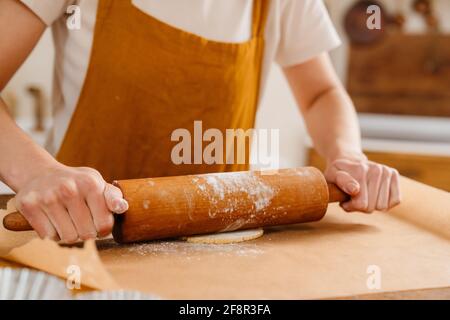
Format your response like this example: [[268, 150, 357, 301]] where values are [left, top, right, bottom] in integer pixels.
[[333, 159, 368, 209], [388, 170, 402, 209], [334, 170, 360, 196], [65, 199, 97, 241], [104, 184, 128, 214], [57, 179, 97, 240], [366, 166, 383, 213], [346, 167, 369, 213], [84, 183, 114, 238], [340, 201, 353, 212], [41, 199, 78, 244], [16, 197, 58, 241], [376, 168, 392, 211]]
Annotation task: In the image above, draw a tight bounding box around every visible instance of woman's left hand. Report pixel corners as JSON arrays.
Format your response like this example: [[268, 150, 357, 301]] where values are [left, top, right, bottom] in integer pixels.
[[324, 156, 402, 213]]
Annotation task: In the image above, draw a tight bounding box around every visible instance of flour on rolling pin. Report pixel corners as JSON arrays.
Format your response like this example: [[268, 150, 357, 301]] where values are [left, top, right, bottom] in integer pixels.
[[193, 172, 277, 219], [144, 172, 275, 244], [186, 172, 277, 242]]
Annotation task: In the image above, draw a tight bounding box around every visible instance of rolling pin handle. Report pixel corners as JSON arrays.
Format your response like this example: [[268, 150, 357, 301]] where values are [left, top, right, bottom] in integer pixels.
[[327, 183, 351, 203], [3, 211, 32, 232]]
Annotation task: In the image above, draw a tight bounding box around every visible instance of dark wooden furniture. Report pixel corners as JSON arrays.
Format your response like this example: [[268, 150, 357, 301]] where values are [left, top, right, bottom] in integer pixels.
[[348, 33, 450, 117]]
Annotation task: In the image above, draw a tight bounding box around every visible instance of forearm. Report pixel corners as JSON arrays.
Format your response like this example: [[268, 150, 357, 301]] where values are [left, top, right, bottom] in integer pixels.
[[283, 54, 366, 164], [284, 54, 400, 212], [303, 86, 366, 163], [0, 98, 59, 192]]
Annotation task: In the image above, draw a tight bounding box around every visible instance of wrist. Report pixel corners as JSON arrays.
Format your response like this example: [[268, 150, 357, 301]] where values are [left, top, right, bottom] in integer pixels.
[[326, 149, 367, 165], [5, 155, 62, 192]]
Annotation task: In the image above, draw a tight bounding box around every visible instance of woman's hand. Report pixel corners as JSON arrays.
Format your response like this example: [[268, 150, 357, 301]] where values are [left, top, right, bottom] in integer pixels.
[[14, 164, 128, 243], [0, 0, 129, 243], [324, 156, 402, 213]]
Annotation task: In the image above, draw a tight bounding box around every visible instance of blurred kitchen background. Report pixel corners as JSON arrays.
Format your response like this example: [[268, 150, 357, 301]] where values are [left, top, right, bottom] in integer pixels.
[[1, 0, 449, 195]]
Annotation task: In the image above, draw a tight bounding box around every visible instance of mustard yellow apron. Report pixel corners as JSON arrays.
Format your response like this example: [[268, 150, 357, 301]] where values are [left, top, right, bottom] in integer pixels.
[[57, 0, 269, 181]]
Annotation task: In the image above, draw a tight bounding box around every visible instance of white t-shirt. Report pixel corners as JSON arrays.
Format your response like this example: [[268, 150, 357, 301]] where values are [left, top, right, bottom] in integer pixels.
[[21, 0, 341, 154]]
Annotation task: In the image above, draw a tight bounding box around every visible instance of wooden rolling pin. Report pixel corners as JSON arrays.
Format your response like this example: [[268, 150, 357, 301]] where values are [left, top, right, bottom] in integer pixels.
[[3, 167, 349, 243]]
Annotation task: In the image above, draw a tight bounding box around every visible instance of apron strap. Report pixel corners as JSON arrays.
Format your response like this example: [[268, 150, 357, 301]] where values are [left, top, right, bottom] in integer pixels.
[[251, 0, 270, 38]]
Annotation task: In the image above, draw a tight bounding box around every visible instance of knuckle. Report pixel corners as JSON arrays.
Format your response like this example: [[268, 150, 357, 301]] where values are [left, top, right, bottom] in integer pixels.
[[368, 165, 382, 178], [382, 166, 392, 178], [42, 192, 58, 206], [80, 174, 102, 191], [392, 169, 400, 178], [18, 199, 37, 213], [79, 167, 102, 179], [17, 192, 39, 212], [355, 164, 369, 176], [58, 180, 78, 199]]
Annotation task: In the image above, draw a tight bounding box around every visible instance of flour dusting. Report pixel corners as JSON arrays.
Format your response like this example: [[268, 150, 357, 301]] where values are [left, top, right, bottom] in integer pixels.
[[192, 172, 277, 219], [99, 240, 264, 259]]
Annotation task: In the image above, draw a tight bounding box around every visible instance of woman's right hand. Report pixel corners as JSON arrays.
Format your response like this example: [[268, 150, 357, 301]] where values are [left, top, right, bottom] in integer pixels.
[[14, 164, 128, 243]]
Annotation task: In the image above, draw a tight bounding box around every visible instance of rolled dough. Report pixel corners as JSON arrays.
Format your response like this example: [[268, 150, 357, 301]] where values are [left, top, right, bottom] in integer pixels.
[[182, 229, 264, 244]]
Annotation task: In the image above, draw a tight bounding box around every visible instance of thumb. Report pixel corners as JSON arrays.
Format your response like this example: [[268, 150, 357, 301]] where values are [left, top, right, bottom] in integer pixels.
[[104, 184, 129, 214], [335, 170, 360, 196]]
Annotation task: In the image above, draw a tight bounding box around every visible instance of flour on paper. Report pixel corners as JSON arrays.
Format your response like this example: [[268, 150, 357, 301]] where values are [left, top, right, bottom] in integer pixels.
[[182, 229, 264, 244]]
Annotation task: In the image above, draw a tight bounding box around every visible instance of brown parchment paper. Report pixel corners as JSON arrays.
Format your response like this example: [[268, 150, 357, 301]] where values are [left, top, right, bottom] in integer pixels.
[[389, 177, 450, 240], [1, 177, 449, 298], [0, 200, 119, 291], [98, 177, 450, 299]]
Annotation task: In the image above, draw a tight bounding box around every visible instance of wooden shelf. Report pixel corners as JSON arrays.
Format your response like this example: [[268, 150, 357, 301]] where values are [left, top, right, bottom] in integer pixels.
[[348, 33, 450, 117]]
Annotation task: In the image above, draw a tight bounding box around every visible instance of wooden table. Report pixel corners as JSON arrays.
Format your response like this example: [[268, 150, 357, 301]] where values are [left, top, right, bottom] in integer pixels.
[[1, 194, 449, 300]]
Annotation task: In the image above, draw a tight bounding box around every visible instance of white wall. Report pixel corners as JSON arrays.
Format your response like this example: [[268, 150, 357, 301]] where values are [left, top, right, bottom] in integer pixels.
[[2, 30, 54, 120], [255, 66, 308, 168]]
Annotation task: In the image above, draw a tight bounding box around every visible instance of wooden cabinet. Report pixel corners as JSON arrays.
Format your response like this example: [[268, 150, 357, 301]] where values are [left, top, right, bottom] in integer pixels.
[[308, 149, 450, 192], [347, 33, 450, 117]]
